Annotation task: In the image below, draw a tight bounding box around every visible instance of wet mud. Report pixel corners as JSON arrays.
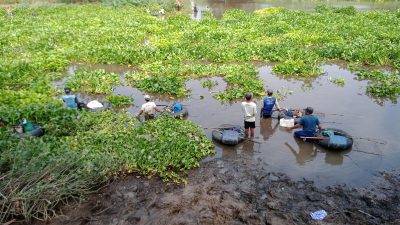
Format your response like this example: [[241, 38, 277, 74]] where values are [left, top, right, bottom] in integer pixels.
[[39, 157, 400, 225]]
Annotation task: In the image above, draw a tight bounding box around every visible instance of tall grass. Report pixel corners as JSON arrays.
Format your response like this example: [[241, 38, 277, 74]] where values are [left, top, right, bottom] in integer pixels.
[[0, 105, 214, 222]]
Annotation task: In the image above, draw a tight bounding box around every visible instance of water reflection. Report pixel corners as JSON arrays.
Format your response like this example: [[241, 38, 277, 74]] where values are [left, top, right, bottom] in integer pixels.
[[259, 117, 279, 141], [285, 140, 317, 166], [285, 139, 352, 166], [240, 139, 256, 160], [324, 148, 351, 165], [206, 0, 258, 18]]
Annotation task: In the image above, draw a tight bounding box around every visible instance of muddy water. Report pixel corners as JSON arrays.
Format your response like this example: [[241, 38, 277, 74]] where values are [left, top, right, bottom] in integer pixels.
[[252, 65, 400, 187], [189, 0, 400, 19], [180, 65, 400, 187], [55, 63, 400, 187]]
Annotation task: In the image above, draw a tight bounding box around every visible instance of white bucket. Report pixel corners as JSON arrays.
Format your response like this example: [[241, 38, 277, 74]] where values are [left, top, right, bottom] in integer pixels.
[[279, 118, 294, 127]]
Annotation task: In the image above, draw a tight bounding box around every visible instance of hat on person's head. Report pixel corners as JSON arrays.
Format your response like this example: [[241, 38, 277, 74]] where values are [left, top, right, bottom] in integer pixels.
[[305, 106, 314, 114], [267, 89, 273, 95], [64, 87, 71, 93], [144, 95, 151, 101]]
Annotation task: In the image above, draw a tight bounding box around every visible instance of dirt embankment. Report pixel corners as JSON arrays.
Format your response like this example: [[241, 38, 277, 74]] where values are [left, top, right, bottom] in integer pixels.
[[38, 158, 400, 225]]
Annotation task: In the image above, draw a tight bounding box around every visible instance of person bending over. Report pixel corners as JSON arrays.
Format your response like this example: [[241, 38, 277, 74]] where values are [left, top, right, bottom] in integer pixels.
[[62, 87, 82, 109], [136, 95, 162, 120]]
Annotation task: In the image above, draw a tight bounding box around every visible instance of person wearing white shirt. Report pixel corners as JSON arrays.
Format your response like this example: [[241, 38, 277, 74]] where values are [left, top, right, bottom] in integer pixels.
[[241, 93, 257, 137], [136, 95, 162, 120]]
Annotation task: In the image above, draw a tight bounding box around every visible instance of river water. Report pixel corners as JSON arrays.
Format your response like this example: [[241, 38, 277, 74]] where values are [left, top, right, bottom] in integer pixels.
[[56, 62, 400, 187], [52, 0, 400, 189], [185, 0, 400, 187], [189, 0, 400, 19]]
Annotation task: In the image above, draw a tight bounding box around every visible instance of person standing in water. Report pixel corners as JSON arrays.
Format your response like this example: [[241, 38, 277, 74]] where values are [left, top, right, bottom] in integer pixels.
[[136, 95, 162, 121], [6, 6, 14, 17], [261, 89, 285, 118], [241, 93, 257, 137], [175, 0, 183, 11]]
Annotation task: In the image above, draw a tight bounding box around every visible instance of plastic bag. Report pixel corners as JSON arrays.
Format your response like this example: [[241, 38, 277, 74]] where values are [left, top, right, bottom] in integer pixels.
[[87, 100, 103, 109], [310, 210, 327, 221]]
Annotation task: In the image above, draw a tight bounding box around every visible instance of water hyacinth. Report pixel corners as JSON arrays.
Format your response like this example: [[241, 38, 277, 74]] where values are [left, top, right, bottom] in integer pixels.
[[1, 4, 400, 222]]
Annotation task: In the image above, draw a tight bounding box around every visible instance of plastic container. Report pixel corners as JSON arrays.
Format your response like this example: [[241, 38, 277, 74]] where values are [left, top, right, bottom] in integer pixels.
[[310, 210, 327, 220], [279, 118, 294, 127]]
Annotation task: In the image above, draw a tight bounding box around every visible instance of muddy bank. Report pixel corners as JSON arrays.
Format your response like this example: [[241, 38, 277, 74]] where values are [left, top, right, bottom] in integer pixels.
[[38, 157, 400, 225]]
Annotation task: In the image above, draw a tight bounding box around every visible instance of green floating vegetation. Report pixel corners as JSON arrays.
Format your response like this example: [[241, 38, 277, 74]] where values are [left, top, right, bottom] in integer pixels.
[[201, 79, 218, 88], [0, 89, 56, 109], [106, 94, 133, 107], [126, 71, 187, 96], [315, 4, 357, 15], [356, 70, 400, 97], [0, 5, 399, 100], [125, 62, 264, 101], [1, 4, 400, 222], [273, 60, 324, 78], [214, 64, 265, 101], [0, 104, 214, 222], [66, 69, 122, 94], [328, 77, 346, 86]]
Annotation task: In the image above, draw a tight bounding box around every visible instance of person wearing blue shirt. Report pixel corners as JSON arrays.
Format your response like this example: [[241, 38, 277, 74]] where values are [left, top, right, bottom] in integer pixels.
[[172, 101, 182, 113], [262, 89, 284, 118], [288, 107, 321, 138], [62, 87, 81, 109]]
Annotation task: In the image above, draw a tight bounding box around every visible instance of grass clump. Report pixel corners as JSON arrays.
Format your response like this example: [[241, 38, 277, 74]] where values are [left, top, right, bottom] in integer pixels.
[[106, 94, 133, 107], [214, 64, 264, 101], [0, 104, 214, 222], [272, 60, 323, 78], [66, 69, 122, 94], [201, 79, 218, 89], [125, 62, 264, 101], [126, 72, 187, 97], [356, 70, 400, 97], [328, 77, 346, 86]]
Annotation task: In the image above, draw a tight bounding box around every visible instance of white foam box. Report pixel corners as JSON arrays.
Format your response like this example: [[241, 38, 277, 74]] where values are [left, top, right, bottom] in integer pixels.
[[279, 118, 294, 127]]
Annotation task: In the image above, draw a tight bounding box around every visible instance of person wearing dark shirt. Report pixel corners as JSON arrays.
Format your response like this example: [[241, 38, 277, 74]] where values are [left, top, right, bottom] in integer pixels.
[[288, 106, 321, 138], [261, 89, 284, 118]]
